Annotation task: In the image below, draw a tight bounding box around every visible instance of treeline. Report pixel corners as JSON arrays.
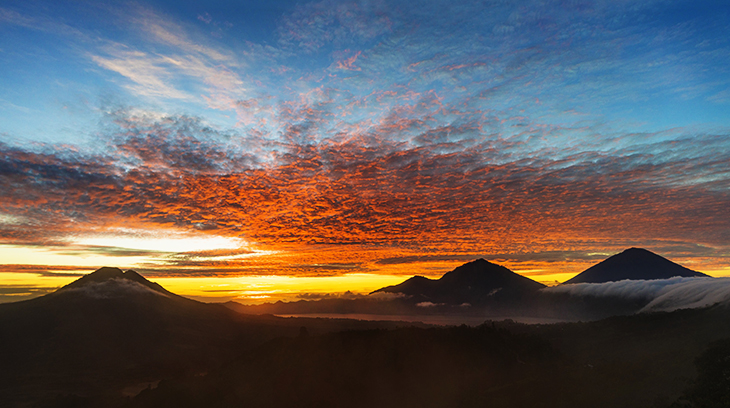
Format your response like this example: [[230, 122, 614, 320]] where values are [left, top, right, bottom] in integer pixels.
[[125, 306, 730, 408]]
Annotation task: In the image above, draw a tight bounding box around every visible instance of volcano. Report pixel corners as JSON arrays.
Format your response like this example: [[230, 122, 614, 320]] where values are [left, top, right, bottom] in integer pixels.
[[57, 266, 176, 296], [372, 258, 546, 306], [0, 267, 295, 406], [564, 248, 709, 284], [0, 267, 426, 406]]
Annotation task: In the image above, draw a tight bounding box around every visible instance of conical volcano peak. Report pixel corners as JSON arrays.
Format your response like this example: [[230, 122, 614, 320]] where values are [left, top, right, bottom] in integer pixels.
[[438, 258, 545, 289], [565, 248, 709, 284], [85, 266, 125, 280], [121, 269, 153, 284], [620, 247, 658, 257], [448, 259, 505, 274], [58, 267, 173, 297], [371, 258, 545, 305], [63, 267, 144, 287], [465, 258, 495, 266], [456, 258, 497, 269]]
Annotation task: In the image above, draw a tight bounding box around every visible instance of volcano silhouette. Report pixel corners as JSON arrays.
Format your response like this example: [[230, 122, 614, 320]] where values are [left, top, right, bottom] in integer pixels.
[[372, 258, 545, 306], [564, 248, 709, 284], [57, 266, 179, 298], [0, 267, 289, 406]]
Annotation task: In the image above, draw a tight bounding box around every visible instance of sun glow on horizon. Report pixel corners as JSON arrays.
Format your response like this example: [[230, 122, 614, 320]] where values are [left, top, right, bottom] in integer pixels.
[[74, 228, 251, 254], [155, 273, 408, 304]]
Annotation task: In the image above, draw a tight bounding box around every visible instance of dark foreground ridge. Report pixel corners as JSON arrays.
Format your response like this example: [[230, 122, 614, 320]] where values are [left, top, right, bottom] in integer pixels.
[[564, 247, 709, 284], [127, 306, 730, 408]]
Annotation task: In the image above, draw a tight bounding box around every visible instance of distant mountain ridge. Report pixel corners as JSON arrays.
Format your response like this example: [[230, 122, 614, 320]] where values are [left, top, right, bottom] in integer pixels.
[[564, 248, 709, 284], [372, 258, 546, 306], [229, 249, 714, 320]]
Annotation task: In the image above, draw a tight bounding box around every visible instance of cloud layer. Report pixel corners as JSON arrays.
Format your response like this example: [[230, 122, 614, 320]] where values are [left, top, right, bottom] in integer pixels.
[[544, 277, 730, 313], [0, 109, 728, 274], [0, 0, 729, 277]]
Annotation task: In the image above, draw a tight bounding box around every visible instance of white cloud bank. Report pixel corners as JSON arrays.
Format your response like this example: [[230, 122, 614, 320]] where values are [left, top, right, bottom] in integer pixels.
[[543, 277, 730, 313], [640, 278, 730, 313]]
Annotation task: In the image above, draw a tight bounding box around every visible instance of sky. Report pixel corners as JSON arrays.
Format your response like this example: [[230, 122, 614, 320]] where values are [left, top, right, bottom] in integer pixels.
[[1, 0, 729, 304]]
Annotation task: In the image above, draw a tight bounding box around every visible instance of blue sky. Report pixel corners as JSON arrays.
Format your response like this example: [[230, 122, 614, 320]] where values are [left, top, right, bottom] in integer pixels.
[[0, 0, 729, 293], [2, 0, 728, 148]]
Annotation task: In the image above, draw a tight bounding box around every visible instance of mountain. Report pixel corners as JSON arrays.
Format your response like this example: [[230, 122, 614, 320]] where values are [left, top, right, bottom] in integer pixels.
[[0, 267, 257, 406], [564, 247, 709, 284], [231, 254, 713, 321], [228, 260, 549, 319], [0, 267, 404, 407], [372, 258, 546, 306], [58, 266, 177, 296], [233, 259, 549, 317]]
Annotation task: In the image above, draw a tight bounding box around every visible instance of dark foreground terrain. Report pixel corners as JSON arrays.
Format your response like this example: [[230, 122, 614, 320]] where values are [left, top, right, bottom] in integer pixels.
[[0, 268, 423, 407], [3, 266, 730, 407], [125, 305, 730, 408]]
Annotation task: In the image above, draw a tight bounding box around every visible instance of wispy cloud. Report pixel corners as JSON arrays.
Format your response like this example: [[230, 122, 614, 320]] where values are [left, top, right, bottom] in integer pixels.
[[0, 6, 87, 39], [544, 277, 700, 301], [91, 48, 193, 100], [133, 7, 231, 62], [0, 264, 96, 276], [642, 278, 730, 312]]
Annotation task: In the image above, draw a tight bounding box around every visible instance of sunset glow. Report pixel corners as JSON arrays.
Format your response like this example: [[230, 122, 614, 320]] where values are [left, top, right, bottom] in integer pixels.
[[1, 0, 729, 303]]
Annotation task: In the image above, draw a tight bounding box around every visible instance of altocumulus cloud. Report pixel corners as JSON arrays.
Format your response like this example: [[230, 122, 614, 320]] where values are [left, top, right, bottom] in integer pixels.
[[0, 110, 729, 264]]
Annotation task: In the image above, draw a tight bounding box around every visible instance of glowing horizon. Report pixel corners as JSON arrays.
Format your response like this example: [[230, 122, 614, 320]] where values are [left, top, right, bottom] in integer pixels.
[[2, 246, 729, 304]]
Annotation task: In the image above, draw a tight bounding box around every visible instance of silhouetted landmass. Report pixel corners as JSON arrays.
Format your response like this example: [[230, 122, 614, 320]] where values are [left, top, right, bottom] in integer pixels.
[[3, 262, 729, 408], [225, 297, 427, 316], [231, 251, 704, 320], [373, 258, 546, 305], [564, 247, 708, 284], [232, 259, 550, 318], [60, 267, 177, 296], [0, 268, 424, 407], [129, 325, 563, 408]]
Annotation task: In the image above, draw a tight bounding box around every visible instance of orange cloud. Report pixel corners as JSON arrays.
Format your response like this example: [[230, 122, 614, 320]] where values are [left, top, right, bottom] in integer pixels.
[[0, 113, 728, 279]]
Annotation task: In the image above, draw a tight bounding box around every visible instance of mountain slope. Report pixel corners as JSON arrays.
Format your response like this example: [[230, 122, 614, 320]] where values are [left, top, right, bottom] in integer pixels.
[[0, 268, 371, 406], [564, 248, 709, 284], [0, 268, 257, 406], [233, 260, 548, 317], [0, 267, 436, 407]]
